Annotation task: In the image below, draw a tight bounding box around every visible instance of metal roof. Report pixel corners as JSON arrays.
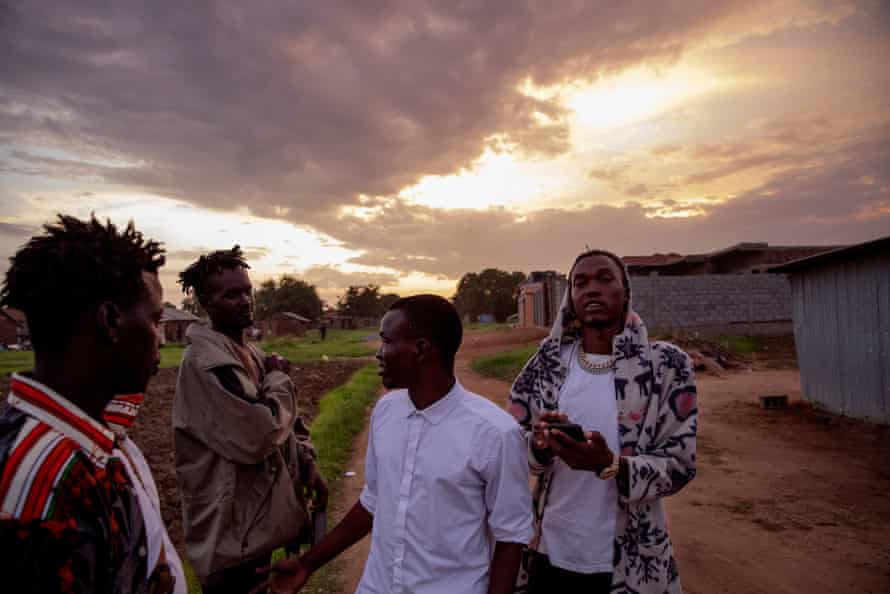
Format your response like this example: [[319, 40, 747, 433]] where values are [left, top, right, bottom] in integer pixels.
[[276, 312, 312, 322], [161, 306, 201, 322], [768, 235, 890, 273]]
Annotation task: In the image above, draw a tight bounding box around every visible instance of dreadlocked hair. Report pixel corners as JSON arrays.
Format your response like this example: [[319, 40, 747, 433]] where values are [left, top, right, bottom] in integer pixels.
[[178, 245, 250, 304], [1, 214, 166, 351]]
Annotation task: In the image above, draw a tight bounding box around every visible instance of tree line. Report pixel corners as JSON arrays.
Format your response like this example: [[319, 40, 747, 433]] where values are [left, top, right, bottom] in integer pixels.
[[181, 269, 528, 324]]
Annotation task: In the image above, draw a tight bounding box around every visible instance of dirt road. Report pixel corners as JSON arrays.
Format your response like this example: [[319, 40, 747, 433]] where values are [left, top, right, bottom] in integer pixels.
[[331, 330, 890, 593]]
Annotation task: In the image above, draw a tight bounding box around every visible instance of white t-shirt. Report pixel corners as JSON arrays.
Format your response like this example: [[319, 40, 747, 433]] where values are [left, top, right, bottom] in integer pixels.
[[539, 345, 620, 574], [357, 381, 533, 594]]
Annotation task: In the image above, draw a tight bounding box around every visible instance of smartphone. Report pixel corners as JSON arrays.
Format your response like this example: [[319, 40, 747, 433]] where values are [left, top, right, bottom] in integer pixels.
[[547, 422, 585, 441]]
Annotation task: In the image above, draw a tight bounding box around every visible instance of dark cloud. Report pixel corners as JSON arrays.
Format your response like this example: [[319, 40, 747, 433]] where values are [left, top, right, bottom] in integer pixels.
[[1, 150, 111, 179], [300, 265, 399, 292], [0, 221, 35, 240], [0, 0, 831, 221], [1, 0, 880, 290], [166, 246, 270, 263], [330, 126, 890, 276]]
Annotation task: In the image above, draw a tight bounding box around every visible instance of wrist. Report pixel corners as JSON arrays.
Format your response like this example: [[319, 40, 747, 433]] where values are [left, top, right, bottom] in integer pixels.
[[300, 552, 321, 574], [598, 450, 620, 480], [531, 443, 553, 465]]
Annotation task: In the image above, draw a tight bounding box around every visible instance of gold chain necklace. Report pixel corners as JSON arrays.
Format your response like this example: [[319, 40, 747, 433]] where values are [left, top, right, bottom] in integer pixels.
[[577, 346, 616, 375]]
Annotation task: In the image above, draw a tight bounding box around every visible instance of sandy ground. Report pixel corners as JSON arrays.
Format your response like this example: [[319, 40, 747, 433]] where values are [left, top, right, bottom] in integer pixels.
[[331, 329, 890, 594]]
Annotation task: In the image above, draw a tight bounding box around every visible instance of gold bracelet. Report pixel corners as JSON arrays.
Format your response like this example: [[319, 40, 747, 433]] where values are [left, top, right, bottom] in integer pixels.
[[598, 451, 620, 480]]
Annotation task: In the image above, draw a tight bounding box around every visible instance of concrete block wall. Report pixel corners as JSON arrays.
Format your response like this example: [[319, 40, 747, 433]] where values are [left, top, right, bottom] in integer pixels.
[[630, 273, 791, 334]]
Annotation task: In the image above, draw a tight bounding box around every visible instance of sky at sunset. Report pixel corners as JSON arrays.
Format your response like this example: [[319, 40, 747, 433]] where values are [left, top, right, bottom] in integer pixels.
[[1, 1, 888, 305]]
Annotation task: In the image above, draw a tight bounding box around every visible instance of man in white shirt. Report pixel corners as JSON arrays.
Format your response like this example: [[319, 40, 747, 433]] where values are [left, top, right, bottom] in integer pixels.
[[255, 294, 533, 594]]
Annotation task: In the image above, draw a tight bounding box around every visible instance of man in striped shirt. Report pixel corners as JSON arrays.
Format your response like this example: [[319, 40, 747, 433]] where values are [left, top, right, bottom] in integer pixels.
[[0, 215, 185, 593]]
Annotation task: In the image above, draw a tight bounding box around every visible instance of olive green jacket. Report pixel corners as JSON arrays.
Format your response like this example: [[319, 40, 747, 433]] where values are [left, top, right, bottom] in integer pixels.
[[173, 323, 314, 579]]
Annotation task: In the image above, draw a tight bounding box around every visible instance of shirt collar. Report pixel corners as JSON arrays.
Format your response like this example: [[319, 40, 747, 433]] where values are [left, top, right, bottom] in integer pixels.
[[7, 373, 116, 466], [102, 393, 145, 437], [407, 380, 464, 425]]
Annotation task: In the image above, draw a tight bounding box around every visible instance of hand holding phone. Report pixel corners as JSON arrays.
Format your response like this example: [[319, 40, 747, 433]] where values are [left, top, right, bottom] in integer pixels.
[[547, 421, 585, 442]]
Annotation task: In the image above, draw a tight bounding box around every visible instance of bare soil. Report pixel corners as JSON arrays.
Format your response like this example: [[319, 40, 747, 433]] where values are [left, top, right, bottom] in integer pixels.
[[334, 329, 890, 594], [0, 357, 370, 552]]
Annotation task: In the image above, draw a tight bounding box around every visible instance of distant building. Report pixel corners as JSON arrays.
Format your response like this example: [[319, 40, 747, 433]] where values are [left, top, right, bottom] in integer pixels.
[[518, 271, 567, 328], [770, 236, 890, 424], [161, 305, 201, 344], [268, 312, 312, 337], [323, 314, 379, 330], [0, 307, 29, 347], [623, 243, 844, 276]]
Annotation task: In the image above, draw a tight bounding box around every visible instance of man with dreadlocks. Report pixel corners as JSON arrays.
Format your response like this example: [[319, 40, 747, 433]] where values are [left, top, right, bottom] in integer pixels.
[[173, 246, 326, 594], [0, 214, 185, 593], [509, 250, 697, 594]]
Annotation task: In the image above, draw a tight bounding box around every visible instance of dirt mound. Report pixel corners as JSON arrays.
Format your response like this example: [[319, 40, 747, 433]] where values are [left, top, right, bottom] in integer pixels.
[[667, 334, 798, 375], [1, 357, 370, 551]]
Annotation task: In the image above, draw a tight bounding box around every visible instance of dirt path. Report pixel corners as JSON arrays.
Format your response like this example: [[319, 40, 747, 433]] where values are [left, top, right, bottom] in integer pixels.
[[330, 395, 374, 593], [670, 370, 890, 594], [331, 331, 890, 593]]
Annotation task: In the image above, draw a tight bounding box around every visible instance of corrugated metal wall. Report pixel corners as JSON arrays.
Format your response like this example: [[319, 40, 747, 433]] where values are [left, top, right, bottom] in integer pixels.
[[791, 249, 890, 424]]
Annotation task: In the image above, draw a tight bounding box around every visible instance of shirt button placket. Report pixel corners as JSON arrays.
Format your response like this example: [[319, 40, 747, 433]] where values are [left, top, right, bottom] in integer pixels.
[[391, 414, 423, 594]]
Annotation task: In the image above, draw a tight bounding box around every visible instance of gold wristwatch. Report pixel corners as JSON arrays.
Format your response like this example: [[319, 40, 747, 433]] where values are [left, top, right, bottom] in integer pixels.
[[598, 451, 620, 480]]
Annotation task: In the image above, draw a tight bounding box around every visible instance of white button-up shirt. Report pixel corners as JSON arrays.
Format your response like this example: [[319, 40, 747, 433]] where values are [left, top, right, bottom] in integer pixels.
[[357, 381, 533, 594]]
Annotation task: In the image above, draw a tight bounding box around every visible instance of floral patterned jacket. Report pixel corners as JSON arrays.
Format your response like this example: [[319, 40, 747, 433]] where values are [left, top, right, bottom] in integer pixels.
[[509, 309, 698, 593]]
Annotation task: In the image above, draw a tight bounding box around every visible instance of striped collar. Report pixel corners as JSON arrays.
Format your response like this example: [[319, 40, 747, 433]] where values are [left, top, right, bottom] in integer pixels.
[[103, 393, 145, 437], [7, 373, 116, 467]]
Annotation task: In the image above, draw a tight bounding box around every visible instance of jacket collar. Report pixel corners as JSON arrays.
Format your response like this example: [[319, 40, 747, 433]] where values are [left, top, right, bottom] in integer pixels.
[[102, 393, 145, 437], [186, 322, 260, 371], [8, 373, 115, 467]]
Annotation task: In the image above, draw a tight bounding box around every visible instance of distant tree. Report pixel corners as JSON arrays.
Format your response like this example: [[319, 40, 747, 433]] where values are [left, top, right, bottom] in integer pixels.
[[338, 285, 398, 318], [181, 295, 206, 318], [452, 268, 526, 323], [254, 275, 323, 321], [380, 293, 401, 313]]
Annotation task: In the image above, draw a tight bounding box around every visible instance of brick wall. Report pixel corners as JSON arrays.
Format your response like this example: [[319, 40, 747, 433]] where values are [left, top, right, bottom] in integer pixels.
[[630, 273, 792, 334]]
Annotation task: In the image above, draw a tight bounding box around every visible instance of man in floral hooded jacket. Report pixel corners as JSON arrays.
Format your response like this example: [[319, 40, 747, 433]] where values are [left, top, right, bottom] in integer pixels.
[[509, 249, 697, 594]]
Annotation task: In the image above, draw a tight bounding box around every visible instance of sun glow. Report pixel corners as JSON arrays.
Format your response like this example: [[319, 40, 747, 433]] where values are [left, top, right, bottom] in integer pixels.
[[570, 67, 726, 130], [398, 64, 732, 212], [398, 148, 572, 210]]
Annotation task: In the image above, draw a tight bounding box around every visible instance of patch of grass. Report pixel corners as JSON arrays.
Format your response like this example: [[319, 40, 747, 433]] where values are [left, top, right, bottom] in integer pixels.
[[261, 329, 376, 362], [298, 363, 381, 593], [0, 350, 33, 376], [0, 329, 376, 377], [309, 364, 380, 483], [159, 344, 185, 369], [717, 335, 763, 355], [0, 344, 186, 376], [465, 322, 512, 332], [471, 345, 538, 384], [184, 560, 202, 594]]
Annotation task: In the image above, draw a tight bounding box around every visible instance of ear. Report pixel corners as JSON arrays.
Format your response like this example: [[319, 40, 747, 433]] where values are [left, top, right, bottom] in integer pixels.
[[96, 301, 122, 344], [415, 337, 432, 364]]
